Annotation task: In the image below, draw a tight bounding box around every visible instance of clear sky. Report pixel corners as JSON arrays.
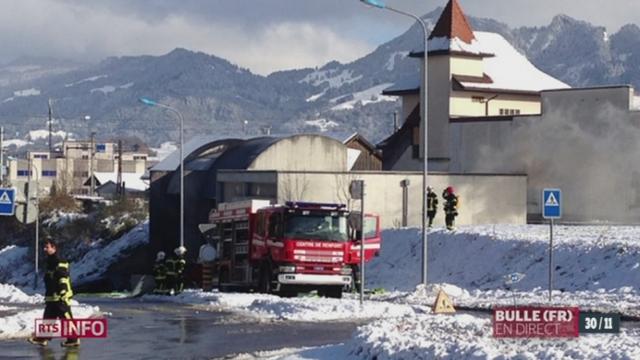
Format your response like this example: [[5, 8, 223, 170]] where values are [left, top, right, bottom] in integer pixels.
[[1, 0, 638, 75]]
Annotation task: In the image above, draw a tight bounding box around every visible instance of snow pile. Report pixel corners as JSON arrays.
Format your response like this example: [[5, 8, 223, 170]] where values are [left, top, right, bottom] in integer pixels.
[[72, 221, 149, 284], [147, 290, 417, 322], [0, 283, 43, 304], [42, 211, 87, 229], [349, 314, 640, 359], [367, 226, 640, 315], [0, 282, 100, 339], [330, 84, 396, 111], [369, 226, 640, 292], [0, 301, 100, 339], [0, 245, 33, 285]]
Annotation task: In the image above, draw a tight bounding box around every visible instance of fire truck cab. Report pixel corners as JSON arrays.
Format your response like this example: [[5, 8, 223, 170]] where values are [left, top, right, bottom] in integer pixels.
[[208, 200, 380, 298]]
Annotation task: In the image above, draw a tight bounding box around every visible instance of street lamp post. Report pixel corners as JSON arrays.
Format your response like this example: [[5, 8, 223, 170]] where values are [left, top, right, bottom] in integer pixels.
[[139, 97, 185, 250], [360, 0, 430, 285], [27, 158, 40, 289]]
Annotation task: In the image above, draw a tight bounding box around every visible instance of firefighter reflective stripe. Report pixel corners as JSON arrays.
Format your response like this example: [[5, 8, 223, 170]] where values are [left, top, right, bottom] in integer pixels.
[[45, 295, 61, 302], [57, 262, 69, 269]]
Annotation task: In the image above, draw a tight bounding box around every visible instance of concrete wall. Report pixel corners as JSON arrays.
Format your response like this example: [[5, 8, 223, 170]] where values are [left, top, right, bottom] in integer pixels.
[[218, 170, 527, 228], [249, 135, 348, 172], [449, 86, 640, 222], [450, 56, 484, 77]]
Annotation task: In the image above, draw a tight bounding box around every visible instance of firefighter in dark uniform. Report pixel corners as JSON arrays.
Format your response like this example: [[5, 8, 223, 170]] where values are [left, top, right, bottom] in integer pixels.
[[426, 186, 438, 228], [153, 251, 168, 294], [166, 246, 187, 295], [28, 237, 79, 347], [442, 186, 460, 231]]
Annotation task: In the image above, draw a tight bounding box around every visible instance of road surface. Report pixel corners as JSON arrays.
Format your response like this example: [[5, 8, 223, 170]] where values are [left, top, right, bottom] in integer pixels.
[[0, 296, 364, 360]]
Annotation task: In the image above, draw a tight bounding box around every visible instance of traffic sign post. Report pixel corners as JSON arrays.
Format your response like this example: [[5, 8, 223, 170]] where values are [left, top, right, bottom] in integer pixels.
[[0, 187, 16, 216], [542, 189, 562, 302]]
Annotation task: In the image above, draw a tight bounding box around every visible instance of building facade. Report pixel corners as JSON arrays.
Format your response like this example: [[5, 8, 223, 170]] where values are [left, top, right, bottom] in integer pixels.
[[7, 139, 149, 196]]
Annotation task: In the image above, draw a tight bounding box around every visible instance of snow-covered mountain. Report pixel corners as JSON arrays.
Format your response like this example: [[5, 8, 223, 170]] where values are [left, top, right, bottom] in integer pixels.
[[1, 10, 639, 146]]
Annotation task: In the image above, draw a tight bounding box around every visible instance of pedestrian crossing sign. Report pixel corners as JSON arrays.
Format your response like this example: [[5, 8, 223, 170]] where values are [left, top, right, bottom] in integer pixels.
[[542, 188, 561, 219], [0, 187, 16, 216]]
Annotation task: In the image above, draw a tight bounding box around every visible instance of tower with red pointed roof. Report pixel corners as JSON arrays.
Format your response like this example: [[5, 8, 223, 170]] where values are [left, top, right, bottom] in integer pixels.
[[379, 0, 567, 171]]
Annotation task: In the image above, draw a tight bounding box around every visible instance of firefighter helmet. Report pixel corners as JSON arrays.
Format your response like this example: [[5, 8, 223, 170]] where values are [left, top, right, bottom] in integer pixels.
[[446, 186, 455, 194], [175, 246, 187, 256], [156, 251, 165, 261], [427, 186, 433, 192]]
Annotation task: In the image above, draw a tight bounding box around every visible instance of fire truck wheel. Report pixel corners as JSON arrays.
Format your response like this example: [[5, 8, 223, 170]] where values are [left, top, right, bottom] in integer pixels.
[[319, 286, 343, 299], [279, 287, 297, 298]]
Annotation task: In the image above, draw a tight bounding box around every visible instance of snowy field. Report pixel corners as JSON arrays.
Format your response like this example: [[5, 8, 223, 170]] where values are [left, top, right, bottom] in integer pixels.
[[2, 224, 639, 358], [227, 225, 640, 359], [0, 283, 100, 339], [143, 290, 419, 322]]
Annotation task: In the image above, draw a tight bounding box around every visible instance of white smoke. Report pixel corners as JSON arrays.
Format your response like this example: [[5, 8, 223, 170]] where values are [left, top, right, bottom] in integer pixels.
[[470, 101, 640, 222]]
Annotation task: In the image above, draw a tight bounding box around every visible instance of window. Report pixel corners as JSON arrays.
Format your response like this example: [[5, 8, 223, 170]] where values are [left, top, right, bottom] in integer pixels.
[[284, 212, 348, 242], [268, 213, 282, 239], [133, 156, 147, 161], [500, 108, 522, 116], [412, 145, 420, 159], [33, 154, 48, 159], [17, 170, 32, 177], [81, 155, 89, 160], [256, 212, 265, 237], [96, 144, 106, 153], [42, 170, 57, 177], [472, 96, 485, 103]]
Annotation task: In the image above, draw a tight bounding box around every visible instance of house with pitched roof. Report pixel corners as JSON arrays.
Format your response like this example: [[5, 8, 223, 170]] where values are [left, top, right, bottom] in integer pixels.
[[380, 0, 569, 171]]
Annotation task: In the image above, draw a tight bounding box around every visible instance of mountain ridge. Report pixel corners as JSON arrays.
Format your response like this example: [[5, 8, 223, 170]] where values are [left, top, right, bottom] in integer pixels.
[[1, 11, 639, 148]]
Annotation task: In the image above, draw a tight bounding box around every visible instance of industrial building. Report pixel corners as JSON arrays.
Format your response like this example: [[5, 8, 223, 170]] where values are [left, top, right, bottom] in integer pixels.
[[6, 139, 150, 197], [380, 0, 640, 222], [149, 133, 525, 261]]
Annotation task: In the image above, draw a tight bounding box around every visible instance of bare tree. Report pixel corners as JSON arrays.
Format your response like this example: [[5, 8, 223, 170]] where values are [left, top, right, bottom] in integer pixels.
[[281, 174, 310, 202]]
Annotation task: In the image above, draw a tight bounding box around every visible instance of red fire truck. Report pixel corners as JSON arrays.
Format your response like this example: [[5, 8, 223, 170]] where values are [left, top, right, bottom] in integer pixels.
[[207, 200, 380, 298]]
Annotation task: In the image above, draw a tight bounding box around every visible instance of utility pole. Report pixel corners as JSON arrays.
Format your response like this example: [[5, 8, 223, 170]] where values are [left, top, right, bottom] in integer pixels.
[[89, 132, 96, 196], [0, 126, 4, 185], [117, 139, 123, 198], [48, 99, 53, 153]]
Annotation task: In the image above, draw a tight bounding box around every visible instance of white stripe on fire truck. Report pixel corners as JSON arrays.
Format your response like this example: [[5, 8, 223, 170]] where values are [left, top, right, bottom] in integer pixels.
[[293, 250, 343, 256], [266, 240, 284, 248], [293, 255, 342, 262], [351, 244, 381, 250]]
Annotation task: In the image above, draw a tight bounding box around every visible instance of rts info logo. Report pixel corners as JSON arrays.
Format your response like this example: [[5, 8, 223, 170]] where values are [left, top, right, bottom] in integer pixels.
[[35, 319, 108, 338]]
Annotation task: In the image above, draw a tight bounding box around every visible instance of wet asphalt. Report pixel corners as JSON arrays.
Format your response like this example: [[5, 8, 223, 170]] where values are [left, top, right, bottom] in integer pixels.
[[0, 297, 364, 360]]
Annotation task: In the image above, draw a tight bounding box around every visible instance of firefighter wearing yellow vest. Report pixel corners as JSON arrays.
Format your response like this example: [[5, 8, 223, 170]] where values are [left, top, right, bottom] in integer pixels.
[[442, 186, 460, 231], [426, 186, 438, 228], [153, 251, 168, 294], [166, 246, 187, 295], [28, 237, 79, 348]]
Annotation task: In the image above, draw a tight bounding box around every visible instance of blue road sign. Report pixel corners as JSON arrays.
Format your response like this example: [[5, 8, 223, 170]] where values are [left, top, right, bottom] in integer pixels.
[[0, 187, 16, 216], [542, 188, 562, 219]]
